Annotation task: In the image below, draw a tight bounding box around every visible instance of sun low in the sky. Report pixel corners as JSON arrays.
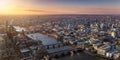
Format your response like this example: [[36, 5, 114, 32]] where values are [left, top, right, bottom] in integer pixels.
[[0, 0, 13, 14], [0, 0, 120, 15], [0, 0, 26, 15]]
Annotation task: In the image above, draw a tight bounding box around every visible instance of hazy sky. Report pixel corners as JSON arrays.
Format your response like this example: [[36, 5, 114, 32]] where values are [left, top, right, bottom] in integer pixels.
[[0, 0, 120, 15]]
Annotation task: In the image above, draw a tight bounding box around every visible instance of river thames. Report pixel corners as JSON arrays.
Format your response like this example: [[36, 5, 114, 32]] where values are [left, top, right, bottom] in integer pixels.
[[57, 52, 108, 60], [39, 33, 108, 60]]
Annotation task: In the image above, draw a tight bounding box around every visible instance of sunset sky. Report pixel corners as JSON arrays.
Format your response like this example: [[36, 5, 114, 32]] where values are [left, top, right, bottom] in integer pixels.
[[0, 0, 120, 15]]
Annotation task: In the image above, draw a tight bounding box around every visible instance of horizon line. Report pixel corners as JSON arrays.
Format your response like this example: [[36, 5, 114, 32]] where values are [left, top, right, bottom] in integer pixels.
[[1, 13, 120, 16]]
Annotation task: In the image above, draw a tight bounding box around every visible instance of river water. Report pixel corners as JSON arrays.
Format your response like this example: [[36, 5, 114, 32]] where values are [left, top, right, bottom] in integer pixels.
[[57, 52, 108, 60], [38, 33, 108, 60]]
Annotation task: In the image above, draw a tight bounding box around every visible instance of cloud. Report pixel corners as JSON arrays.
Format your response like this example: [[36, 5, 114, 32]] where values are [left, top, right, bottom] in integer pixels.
[[25, 9, 60, 13], [73, 8, 120, 14], [25, 10, 50, 12], [88, 8, 120, 13], [24, 8, 120, 14]]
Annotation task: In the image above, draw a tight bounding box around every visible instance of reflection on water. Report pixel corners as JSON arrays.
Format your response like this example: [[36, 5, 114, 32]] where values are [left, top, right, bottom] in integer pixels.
[[27, 33, 59, 45], [28, 33, 108, 60], [57, 52, 108, 60]]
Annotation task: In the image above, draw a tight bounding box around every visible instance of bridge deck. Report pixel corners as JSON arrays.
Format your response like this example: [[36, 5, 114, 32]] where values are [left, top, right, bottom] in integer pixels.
[[47, 46, 74, 54]]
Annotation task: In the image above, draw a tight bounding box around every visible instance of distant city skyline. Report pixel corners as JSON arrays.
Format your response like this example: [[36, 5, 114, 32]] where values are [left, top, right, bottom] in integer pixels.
[[0, 0, 120, 15]]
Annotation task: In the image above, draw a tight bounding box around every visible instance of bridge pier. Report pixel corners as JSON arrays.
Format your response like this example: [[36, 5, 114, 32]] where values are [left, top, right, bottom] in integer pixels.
[[43, 55, 49, 60], [70, 51, 74, 56]]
